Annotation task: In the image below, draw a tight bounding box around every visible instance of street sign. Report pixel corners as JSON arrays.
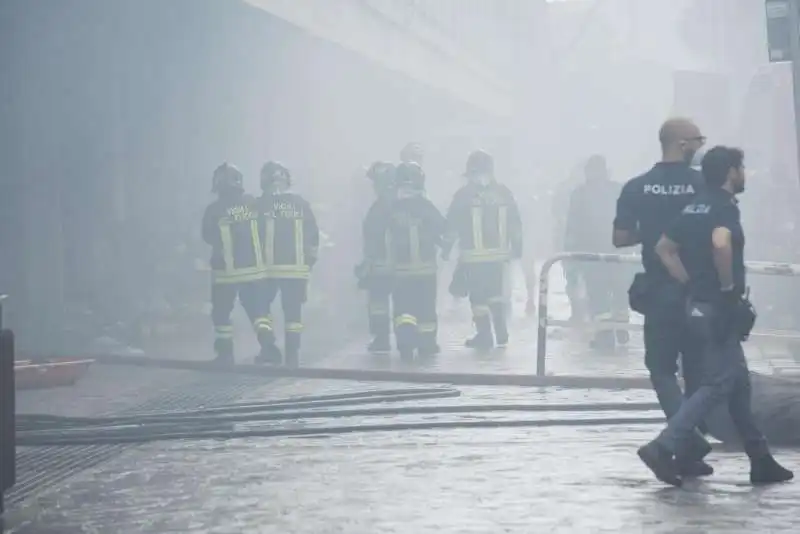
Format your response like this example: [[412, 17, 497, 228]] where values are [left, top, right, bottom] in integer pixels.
[[766, 0, 794, 62]]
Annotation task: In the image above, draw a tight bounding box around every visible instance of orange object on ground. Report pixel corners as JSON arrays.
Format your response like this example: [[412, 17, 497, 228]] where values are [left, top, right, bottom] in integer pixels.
[[14, 359, 94, 390]]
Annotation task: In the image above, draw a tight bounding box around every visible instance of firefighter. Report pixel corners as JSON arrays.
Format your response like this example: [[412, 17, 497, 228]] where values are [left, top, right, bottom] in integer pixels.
[[201, 162, 273, 365], [255, 161, 320, 367], [443, 150, 523, 350], [368, 162, 445, 360], [356, 161, 396, 354]]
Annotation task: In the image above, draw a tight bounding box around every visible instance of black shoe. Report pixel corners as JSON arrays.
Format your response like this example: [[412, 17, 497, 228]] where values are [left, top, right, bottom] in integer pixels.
[[465, 335, 493, 350], [368, 337, 392, 354], [677, 460, 714, 477], [255, 344, 282, 366], [750, 455, 794, 485], [638, 441, 682, 487]]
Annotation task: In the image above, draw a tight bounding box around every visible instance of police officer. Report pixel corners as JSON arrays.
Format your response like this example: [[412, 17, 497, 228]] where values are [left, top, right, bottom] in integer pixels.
[[369, 162, 445, 360], [612, 118, 713, 475], [201, 163, 273, 364], [256, 161, 320, 367], [443, 150, 523, 350], [565, 155, 629, 349], [638, 146, 793, 487], [357, 161, 396, 354]]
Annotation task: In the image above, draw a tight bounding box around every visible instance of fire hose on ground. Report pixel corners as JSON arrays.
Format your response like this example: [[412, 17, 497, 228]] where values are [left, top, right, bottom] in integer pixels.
[[15, 387, 670, 447]]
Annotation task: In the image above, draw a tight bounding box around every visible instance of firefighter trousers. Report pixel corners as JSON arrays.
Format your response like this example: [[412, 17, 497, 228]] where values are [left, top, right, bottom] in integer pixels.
[[366, 275, 393, 341], [464, 261, 509, 343], [392, 274, 438, 354], [264, 278, 307, 361], [211, 280, 273, 360]]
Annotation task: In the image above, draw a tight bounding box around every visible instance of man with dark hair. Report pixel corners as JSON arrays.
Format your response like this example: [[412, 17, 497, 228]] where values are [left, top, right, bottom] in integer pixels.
[[612, 118, 712, 476], [638, 146, 794, 487]]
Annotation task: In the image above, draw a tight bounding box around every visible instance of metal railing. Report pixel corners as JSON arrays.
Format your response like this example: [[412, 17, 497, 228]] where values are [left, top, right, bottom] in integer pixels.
[[535, 252, 800, 376], [1, 294, 15, 516]]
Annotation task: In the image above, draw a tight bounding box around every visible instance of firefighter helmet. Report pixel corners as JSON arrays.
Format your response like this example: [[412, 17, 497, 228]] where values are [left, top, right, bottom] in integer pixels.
[[394, 162, 425, 191], [367, 161, 395, 186], [260, 161, 291, 191], [400, 142, 424, 165], [212, 162, 244, 193], [465, 149, 494, 177]]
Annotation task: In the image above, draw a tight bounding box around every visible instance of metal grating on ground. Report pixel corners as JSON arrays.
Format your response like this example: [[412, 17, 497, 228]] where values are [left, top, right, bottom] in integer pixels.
[[8, 373, 271, 506]]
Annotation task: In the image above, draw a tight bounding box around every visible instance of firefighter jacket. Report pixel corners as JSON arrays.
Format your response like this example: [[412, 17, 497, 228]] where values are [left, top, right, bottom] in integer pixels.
[[362, 197, 394, 276], [259, 192, 319, 279], [444, 182, 523, 263], [202, 194, 266, 284], [367, 195, 445, 277]]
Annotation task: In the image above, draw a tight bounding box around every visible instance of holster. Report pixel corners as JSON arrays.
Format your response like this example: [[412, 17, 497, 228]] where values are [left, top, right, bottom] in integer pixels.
[[735, 296, 757, 341], [627, 272, 651, 315]]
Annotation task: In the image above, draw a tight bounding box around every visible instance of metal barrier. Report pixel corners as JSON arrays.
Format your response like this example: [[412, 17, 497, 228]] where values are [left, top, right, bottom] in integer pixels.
[[0, 294, 15, 516], [536, 252, 800, 376]]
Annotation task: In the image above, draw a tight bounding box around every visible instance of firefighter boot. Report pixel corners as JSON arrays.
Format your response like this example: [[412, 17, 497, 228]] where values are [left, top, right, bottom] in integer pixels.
[[255, 342, 282, 366], [368, 321, 392, 354], [213, 337, 235, 366], [417, 326, 440, 358], [490, 303, 509, 348], [465, 315, 494, 351], [395, 329, 416, 362], [284, 323, 303, 368]]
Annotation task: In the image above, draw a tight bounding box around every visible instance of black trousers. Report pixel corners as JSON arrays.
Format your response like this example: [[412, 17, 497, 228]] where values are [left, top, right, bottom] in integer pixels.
[[264, 278, 308, 358], [642, 282, 705, 419], [655, 300, 767, 459], [366, 275, 393, 340], [464, 261, 508, 341], [392, 275, 437, 352], [211, 279, 272, 358]]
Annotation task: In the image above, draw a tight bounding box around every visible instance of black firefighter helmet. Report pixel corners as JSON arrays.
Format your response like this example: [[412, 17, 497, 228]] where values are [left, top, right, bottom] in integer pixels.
[[464, 149, 494, 178], [260, 161, 291, 192], [212, 162, 244, 194], [367, 161, 395, 189], [394, 161, 425, 192]]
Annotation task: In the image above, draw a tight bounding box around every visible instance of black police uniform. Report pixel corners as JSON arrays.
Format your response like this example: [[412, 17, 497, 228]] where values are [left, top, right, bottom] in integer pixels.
[[642, 188, 792, 486], [202, 193, 272, 363], [445, 181, 522, 349], [258, 190, 320, 366], [614, 162, 706, 416]]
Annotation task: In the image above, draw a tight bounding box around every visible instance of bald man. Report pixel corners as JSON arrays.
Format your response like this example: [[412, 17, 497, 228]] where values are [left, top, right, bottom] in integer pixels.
[[612, 118, 711, 476]]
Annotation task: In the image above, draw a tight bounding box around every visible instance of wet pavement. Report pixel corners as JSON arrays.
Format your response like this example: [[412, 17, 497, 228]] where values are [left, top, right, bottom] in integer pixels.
[[6, 269, 800, 533]]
